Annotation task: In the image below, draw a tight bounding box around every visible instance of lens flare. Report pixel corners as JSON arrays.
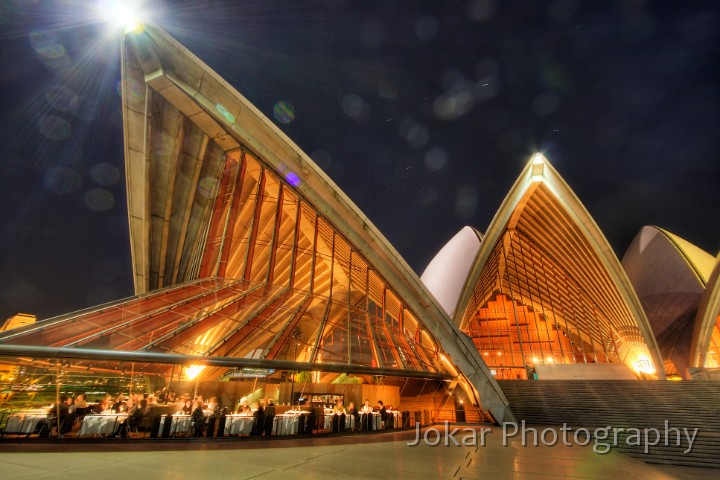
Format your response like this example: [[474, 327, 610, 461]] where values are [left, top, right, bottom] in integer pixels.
[[215, 103, 236, 123], [29, 31, 66, 60], [285, 172, 301, 187], [38, 115, 72, 141], [273, 101, 295, 124], [98, 1, 145, 34]]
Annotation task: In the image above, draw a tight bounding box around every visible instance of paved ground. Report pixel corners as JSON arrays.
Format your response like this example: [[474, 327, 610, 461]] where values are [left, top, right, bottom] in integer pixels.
[[0, 427, 715, 480]]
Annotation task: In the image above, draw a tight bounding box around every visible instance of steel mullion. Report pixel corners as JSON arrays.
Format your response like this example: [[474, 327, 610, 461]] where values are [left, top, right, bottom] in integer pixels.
[[266, 184, 285, 284], [216, 151, 247, 278], [62, 279, 245, 347], [203, 284, 291, 356], [309, 229, 335, 363], [139, 282, 268, 351], [243, 168, 267, 281]]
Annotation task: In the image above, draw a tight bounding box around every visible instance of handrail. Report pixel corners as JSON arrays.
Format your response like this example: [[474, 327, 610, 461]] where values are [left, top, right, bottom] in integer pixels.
[[0, 345, 453, 381]]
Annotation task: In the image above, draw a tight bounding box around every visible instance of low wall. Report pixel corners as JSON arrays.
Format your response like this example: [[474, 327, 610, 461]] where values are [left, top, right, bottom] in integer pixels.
[[535, 363, 637, 380]]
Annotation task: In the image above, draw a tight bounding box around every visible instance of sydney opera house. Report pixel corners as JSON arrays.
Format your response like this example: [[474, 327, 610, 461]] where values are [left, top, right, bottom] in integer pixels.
[[0, 22, 718, 435]]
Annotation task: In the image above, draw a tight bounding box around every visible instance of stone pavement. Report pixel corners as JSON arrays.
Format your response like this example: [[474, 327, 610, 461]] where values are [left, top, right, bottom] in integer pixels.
[[0, 427, 715, 480]]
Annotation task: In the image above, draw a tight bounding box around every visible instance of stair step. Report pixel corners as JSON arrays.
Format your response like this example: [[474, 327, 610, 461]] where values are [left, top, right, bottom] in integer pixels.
[[498, 380, 720, 469]]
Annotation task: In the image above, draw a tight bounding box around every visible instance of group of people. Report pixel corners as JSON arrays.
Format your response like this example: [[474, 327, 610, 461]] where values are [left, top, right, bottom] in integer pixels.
[[328, 398, 389, 432], [232, 398, 277, 436], [30, 391, 396, 438], [34, 390, 218, 438]]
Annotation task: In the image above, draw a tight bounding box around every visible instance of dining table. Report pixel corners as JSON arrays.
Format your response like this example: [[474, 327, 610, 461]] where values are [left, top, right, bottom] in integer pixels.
[[272, 412, 304, 436], [358, 412, 381, 430], [78, 413, 128, 437], [158, 414, 192, 436], [323, 413, 355, 431], [2, 410, 48, 436], [223, 415, 255, 436]]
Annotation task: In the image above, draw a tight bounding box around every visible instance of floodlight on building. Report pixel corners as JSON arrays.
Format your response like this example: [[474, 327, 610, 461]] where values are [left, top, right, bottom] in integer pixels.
[[531, 153, 546, 180], [101, 1, 144, 34], [116, 5, 144, 34], [632, 357, 656, 375], [185, 364, 205, 381]]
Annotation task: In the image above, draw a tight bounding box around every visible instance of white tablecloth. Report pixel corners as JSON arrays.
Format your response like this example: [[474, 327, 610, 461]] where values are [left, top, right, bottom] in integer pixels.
[[159, 415, 192, 436], [3, 414, 46, 434], [79, 414, 127, 436], [272, 414, 300, 436], [386, 411, 402, 428], [323, 413, 355, 431], [358, 412, 381, 430], [224, 415, 254, 435]]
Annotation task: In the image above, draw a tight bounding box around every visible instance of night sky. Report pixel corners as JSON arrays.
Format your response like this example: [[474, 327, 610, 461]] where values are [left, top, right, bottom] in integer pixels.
[[0, 0, 718, 322]]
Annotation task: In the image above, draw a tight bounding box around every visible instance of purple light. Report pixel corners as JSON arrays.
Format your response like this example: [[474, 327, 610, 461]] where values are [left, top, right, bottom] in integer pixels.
[[285, 171, 301, 187]]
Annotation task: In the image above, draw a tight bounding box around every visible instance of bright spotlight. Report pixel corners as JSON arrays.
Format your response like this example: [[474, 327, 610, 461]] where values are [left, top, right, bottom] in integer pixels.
[[114, 5, 143, 33], [99, 1, 145, 34], [532, 153, 546, 165], [185, 364, 205, 381]]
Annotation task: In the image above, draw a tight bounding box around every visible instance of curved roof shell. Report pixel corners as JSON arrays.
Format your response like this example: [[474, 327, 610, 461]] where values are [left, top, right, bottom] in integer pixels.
[[622, 226, 714, 376], [0, 24, 513, 421], [691, 254, 720, 368], [454, 154, 664, 378], [420, 227, 483, 318]]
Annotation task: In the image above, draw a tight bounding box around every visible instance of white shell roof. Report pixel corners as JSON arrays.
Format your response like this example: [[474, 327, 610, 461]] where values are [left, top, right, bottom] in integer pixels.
[[420, 226, 482, 317]]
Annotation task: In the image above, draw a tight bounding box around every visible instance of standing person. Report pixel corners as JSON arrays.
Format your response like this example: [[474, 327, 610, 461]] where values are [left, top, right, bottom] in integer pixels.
[[191, 400, 205, 437], [264, 399, 276, 436], [378, 400, 387, 429], [346, 402, 359, 431], [251, 401, 265, 436]]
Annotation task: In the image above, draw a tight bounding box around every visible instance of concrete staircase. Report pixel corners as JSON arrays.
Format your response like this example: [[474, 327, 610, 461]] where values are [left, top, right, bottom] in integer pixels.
[[498, 380, 720, 468]]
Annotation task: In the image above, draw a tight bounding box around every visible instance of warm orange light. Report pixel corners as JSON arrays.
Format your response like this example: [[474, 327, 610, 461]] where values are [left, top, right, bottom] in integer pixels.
[[531, 153, 545, 181], [532, 153, 545, 165], [185, 364, 205, 380], [632, 357, 655, 375]]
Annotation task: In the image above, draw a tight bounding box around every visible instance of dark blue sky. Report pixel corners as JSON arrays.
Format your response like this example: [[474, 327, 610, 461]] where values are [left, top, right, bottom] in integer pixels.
[[0, 0, 718, 321]]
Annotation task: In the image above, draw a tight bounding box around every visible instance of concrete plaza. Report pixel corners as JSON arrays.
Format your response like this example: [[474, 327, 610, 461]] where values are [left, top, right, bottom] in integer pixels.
[[0, 427, 714, 480]]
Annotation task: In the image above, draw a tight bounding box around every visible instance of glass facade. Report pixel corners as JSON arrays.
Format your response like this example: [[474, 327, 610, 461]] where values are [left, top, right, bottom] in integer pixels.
[[459, 182, 655, 379], [0, 150, 447, 379]]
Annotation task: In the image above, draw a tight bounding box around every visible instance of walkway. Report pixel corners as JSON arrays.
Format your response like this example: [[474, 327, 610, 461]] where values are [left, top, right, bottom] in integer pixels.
[[0, 427, 714, 479]]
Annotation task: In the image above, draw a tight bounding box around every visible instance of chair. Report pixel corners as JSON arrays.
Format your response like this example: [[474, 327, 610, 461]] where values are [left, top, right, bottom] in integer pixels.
[[73, 407, 88, 428], [60, 414, 75, 435], [127, 412, 142, 438]]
